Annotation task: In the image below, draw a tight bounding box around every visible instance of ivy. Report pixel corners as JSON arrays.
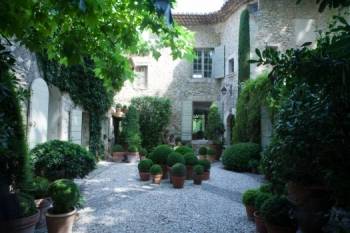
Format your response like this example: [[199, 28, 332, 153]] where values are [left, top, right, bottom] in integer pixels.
[[238, 9, 250, 86]]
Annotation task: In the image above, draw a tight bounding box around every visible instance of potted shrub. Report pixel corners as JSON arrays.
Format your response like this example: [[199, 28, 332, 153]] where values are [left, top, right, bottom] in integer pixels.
[[184, 153, 198, 180], [171, 163, 186, 189], [139, 147, 148, 160], [149, 145, 173, 179], [112, 144, 125, 162], [138, 159, 153, 181], [207, 147, 216, 162], [46, 179, 81, 233], [222, 143, 260, 172], [193, 165, 204, 185], [260, 196, 296, 233], [175, 145, 194, 155], [254, 191, 273, 233], [127, 145, 139, 163], [205, 104, 224, 160], [166, 152, 185, 183], [150, 164, 163, 184], [198, 146, 207, 160], [242, 189, 259, 221], [197, 159, 211, 180]]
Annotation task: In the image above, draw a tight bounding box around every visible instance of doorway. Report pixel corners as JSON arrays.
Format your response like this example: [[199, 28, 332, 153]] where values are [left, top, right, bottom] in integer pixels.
[[192, 102, 212, 140]]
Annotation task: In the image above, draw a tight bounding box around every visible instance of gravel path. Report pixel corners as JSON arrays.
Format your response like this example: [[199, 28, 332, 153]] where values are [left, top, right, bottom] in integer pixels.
[[70, 161, 262, 233]]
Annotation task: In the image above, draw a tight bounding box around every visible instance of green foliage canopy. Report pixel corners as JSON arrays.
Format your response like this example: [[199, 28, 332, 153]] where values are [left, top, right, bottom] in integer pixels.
[[238, 8, 250, 85]]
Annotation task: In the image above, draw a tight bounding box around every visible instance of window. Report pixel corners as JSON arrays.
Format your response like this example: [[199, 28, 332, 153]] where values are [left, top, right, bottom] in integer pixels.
[[134, 66, 148, 89], [228, 58, 234, 74], [193, 48, 214, 78]]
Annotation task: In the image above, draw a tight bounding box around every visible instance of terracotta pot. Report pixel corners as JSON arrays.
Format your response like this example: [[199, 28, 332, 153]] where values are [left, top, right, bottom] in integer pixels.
[[287, 182, 311, 206], [186, 166, 193, 180], [112, 152, 125, 162], [193, 173, 203, 185], [207, 156, 215, 163], [152, 174, 162, 184], [1, 210, 39, 233], [198, 155, 206, 160], [161, 165, 168, 179], [210, 144, 222, 160], [46, 208, 77, 233], [254, 212, 268, 233], [245, 205, 255, 221], [202, 171, 210, 180], [265, 222, 297, 233], [172, 176, 185, 189], [139, 172, 150, 181], [127, 153, 139, 163], [35, 198, 52, 229]]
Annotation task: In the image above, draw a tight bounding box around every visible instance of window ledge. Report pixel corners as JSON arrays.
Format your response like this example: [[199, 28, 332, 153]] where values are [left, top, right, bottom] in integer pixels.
[[188, 78, 216, 83]]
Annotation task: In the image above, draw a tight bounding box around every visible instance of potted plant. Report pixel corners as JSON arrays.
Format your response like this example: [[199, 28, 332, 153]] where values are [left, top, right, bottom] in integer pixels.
[[205, 104, 224, 160], [197, 159, 211, 180], [166, 152, 185, 183], [127, 145, 139, 163], [138, 159, 153, 181], [198, 146, 207, 160], [150, 164, 163, 184], [254, 191, 272, 233], [193, 165, 204, 185], [260, 196, 296, 233], [242, 189, 259, 221], [46, 179, 81, 233], [207, 147, 216, 162], [171, 163, 186, 189], [112, 144, 125, 162], [184, 153, 198, 180], [139, 147, 148, 160], [149, 145, 173, 179], [175, 145, 194, 155]]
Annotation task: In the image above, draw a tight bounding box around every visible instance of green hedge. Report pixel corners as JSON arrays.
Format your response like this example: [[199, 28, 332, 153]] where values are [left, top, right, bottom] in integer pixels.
[[205, 104, 224, 144], [222, 143, 260, 171]]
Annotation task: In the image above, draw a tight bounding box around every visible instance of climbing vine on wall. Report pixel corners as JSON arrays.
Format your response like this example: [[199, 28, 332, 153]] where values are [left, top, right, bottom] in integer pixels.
[[238, 8, 250, 87], [40, 56, 113, 157]]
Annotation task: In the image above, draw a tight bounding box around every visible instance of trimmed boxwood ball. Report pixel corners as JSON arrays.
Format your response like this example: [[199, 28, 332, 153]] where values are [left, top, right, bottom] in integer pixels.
[[198, 146, 207, 155], [171, 163, 186, 177], [150, 164, 162, 175], [197, 159, 211, 172], [184, 153, 198, 166], [149, 145, 173, 164], [254, 191, 273, 212], [261, 196, 294, 227], [30, 140, 96, 180], [222, 143, 260, 171], [207, 148, 215, 156], [138, 159, 153, 173], [48, 179, 81, 214], [242, 189, 259, 207], [112, 144, 124, 152], [167, 152, 185, 167], [175, 145, 193, 155], [193, 165, 204, 175]]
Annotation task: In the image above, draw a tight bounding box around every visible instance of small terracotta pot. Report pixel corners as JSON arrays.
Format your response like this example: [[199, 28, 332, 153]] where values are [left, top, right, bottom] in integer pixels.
[[254, 211, 268, 233], [35, 198, 52, 229], [152, 174, 163, 184], [193, 173, 203, 185], [186, 166, 193, 180], [46, 208, 77, 233], [245, 205, 255, 221], [265, 222, 297, 233], [2, 210, 39, 233], [172, 176, 185, 189], [202, 171, 210, 180], [112, 152, 125, 162], [139, 172, 150, 181], [161, 165, 168, 179]]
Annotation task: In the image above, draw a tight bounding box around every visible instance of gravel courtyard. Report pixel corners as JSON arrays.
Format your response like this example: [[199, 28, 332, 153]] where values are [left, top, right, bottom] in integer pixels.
[[66, 161, 262, 233]]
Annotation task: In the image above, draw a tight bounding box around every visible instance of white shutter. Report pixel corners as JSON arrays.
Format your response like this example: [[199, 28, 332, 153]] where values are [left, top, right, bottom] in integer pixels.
[[295, 19, 316, 47], [212, 45, 225, 79], [69, 108, 82, 145], [181, 101, 193, 141]]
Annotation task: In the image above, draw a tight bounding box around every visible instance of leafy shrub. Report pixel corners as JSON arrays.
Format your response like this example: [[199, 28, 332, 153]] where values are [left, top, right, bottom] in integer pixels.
[[198, 146, 207, 155], [242, 189, 259, 207], [222, 143, 260, 171], [171, 163, 186, 177], [184, 153, 198, 166], [48, 179, 81, 214], [259, 183, 273, 193], [30, 140, 96, 180], [167, 152, 185, 167], [122, 105, 141, 149], [255, 191, 273, 212], [128, 145, 138, 152], [18, 193, 37, 218], [149, 145, 173, 165], [138, 159, 153, 173], [175, 146, 193, 155], [131, 97, 171, 150], [261, 196, 294, 227], [112, 144, 124, 152], [193, 165, 204, 175], [139, 147, 148, 157], [197, 159, 211, 172], [207, 148, 215, 156], [150, 164, 162, 175], [205, 104, 224, 144], [29, 177, 50, 199]]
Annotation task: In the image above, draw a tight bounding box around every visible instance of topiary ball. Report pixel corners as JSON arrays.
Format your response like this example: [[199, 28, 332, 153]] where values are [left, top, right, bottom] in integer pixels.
[[175, 146, 193, 155], [171, 163, 186, 177], [139, 147, 148, 157], [242, 189, 259, 207], [167, 152, 185, 167], [29, 176, 50, 199], [254, 191, 273, 212], [197, 159, 211, 172], [260, 196, 294, 227], [198, 146, 208, 155], [48, 179, 80, 214], [149, 145, 173, 165], [193, 164, 204, 175], [150, 164, 162, 175], [222, 143, 261, 172], [184, 153, 198, 166], [138, 159, 153, 173]]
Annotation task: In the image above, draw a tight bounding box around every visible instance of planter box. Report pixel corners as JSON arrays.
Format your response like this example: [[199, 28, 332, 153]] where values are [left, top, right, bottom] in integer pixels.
[[112, 152, 126, 162]]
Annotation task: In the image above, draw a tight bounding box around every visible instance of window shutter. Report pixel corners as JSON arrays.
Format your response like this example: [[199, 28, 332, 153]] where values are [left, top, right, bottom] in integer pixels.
[[181, 100, 193, 141], [69, 107, 82, 145], [212, 45, 225, 79]]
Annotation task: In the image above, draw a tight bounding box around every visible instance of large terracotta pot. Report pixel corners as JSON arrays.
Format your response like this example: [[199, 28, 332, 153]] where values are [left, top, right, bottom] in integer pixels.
[[139, 172, 150, 181], [186, 166, 193, 180], [254, 212, 267, 233], [265, 222, 296, 233], [172, 176, 185, 189], [2, 211, 40, 233], [161, 165, 168, 179], [245, 205, 255, 221], [152, 174, 163, 184], [46, 208, 77, 233], [112, 152, 125, 162], [202, 171, 210, 180], [193, 173, 203, 185], [35, 198, 52, 229], [127, 153, 139, 163], [210, 144, 222, 160]]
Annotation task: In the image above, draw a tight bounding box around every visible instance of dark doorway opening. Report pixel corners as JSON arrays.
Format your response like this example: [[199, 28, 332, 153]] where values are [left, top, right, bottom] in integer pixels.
[[192, 101, 212, 140]]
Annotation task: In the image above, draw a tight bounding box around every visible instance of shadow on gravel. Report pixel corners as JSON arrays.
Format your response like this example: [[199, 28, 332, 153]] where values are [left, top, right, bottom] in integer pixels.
[[201, 183, 242, 203]]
